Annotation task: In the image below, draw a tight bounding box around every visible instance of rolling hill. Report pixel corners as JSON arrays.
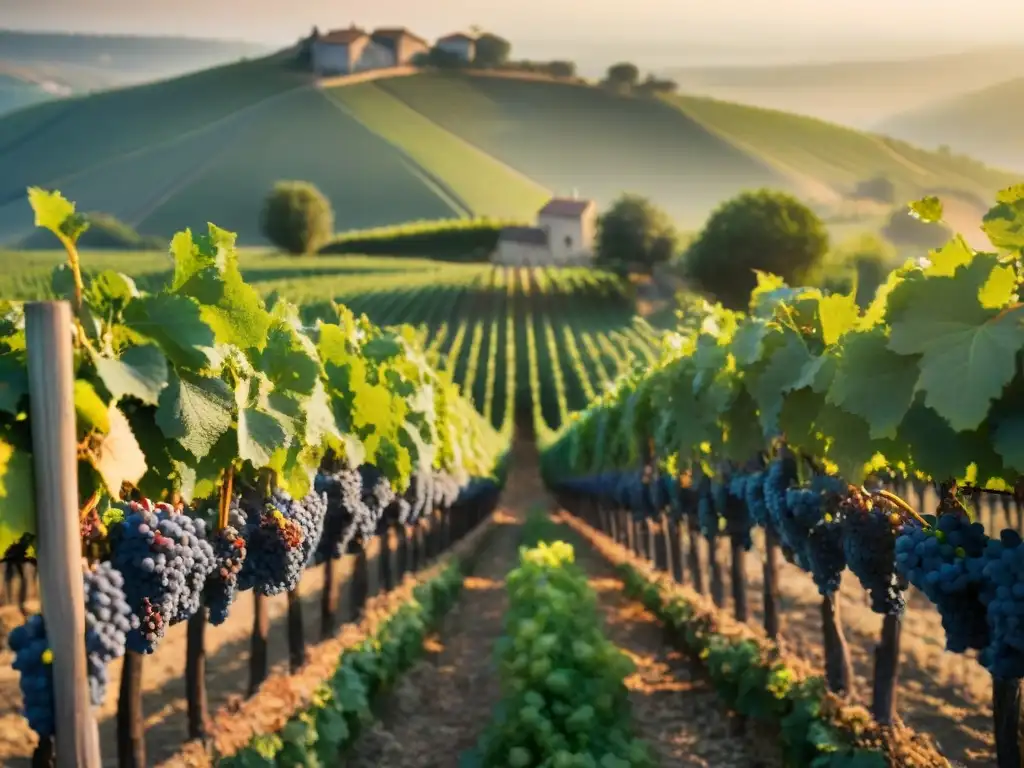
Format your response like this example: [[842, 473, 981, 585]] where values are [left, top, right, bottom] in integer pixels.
[[660, 46, 1024, 128], [877, 77, 1024, 173], [0, 55, 1019, 247], [0, 30, 272, 117]]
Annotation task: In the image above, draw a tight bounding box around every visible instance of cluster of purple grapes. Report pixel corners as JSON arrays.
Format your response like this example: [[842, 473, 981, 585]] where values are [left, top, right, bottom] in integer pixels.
[[976, 529, 1024, 678], [238, 490, 325, 596], [83, 561, 135, 705], [107, 499, 214, 653], [762, 456, 797, 539], [315, 467, 367, 562], [722, 475, 754, 549], [9, 561, 136, 737], [204, 504, 249, 625], [697, 483, 719, 539], [895, 512, 990, 653], [8, 615, 54, 737], [404, 469, 433, 525], [841, 490, 907, 615], [357, 464, 396, 544], [740, 471, 769, 527], [432, 470, 461, 513]]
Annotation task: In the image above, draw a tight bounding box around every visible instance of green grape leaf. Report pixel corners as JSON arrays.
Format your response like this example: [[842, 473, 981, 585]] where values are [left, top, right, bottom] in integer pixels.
[[982, 185, 1024, 251], [88, 405, 147, 495], [888, 256, 1024, 431], [155, 369, 233, 458], [91, 344, 168, 406], [195, 270, 272, 352], [27, 188, 76, 236], [897, 403, 997, 483], [75, 379, 111, 435], [827, 329, 918, 439], [721, 389, 763, 462], [124, 293, 220, 370], [925, 235, 975, 277], [817, 293, 859, 346], [259, 322, 320, 396], [236, 376, 291, 469], [993, 415, 1024, 475], [779, 388, 827, 459], [362, 335, 403, 363], [0, 355, 28, 415], [730, 319, 770, 366], [748, 333, 814, 434], [815, 404, 875, 483], [908, 196, 943, 223], [0, 440, 36, 557], [168, 225, 236, 291]]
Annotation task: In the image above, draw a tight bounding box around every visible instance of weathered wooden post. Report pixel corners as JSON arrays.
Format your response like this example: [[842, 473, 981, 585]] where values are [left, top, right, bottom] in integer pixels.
[[26, 302, 102, 768]]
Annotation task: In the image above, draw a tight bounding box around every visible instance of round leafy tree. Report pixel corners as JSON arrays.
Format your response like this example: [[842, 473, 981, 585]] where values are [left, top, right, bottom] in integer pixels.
[[260, 181, 334, 255], [684, 189, 829, 309], [595, 194, 678, 274]]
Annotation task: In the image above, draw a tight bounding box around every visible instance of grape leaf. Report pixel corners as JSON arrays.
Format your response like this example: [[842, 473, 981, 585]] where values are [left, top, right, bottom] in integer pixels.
[[91, 344, 168, 405], [982, 185, 1024, 252], [75, 379, 110, 435], [888, 257, 1024, 431], [747, 333, 814, 434], [156, 369, 233, 458], [827, 329, 918, 439], [817, 293, 859, 346], [0, 439, 35, 557], [993, 415, 1024, 475], [89, 406, 147, 495], [125, 293, 220, 370], [194, 268, 272, 352], [259, 322, 320, 396], [236, 376, 290, 469], [908, 196, 943, 223], [27, 187, 75, 235], [0, 355, 27, 415], [897, 403, 996, 483], [925, 235, 975, 277], [730, 319, 770, 366]]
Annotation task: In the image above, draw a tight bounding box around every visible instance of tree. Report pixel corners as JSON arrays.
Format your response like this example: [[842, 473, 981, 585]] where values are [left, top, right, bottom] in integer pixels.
[[595, 194, 679, 274], [547, 60, 576, 78], [473, 33, 511, 68], [684, 189, 829, 309], [880, 205, 953, 250], [852, 175, 895, 204], [260, 181, 335, 255], [606, 62, 640, 88]]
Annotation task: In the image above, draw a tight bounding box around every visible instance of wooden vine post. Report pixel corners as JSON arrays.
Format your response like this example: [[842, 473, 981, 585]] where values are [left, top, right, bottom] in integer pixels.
[[26, 301, 102, 767], [821, 595, 854, 696], [762, 525, 782, 641], [669, 517, 684, 583], [248, 594, 269, 696], [320, 556, 339, 640], [286, 590, 305, 673], [872, 614, 902, 724], [379, 526, 393, 593]]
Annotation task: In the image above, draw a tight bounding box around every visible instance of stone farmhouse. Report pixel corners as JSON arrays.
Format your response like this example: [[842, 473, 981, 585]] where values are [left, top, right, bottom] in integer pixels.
[[311, 26, 476, 75], [492, 197, 597, 266]]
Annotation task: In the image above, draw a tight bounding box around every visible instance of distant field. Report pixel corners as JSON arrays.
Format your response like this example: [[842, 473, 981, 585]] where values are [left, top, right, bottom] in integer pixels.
[[1, 59, 1020, 247], [660, 46, 1024, 128], [878, 77, 1024, 173]]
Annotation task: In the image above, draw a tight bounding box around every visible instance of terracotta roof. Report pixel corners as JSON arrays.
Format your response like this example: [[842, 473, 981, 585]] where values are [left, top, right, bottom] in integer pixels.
[[498, 226, 548, 246], [437, 32, 476, 43], [319, 28, 368, 45], [538, 198, 595, 218], [372, 27, 428, 46]]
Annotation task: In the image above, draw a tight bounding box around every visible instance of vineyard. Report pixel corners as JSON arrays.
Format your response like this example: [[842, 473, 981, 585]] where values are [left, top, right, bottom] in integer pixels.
[[5, 181, 1024, 768], [543, 186, 1024, 767]]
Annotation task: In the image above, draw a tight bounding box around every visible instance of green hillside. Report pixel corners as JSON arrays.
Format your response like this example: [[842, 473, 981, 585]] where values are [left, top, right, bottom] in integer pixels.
[[878, 77, 1024, 173], [661, 46, 1024, 128], [375, 73, 784, 229], [0, 59, 1020, 246]]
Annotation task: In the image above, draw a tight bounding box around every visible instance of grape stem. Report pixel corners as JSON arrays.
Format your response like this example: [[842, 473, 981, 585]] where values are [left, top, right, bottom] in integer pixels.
[[872, 489, 929, 528], [217, 466, 235, 530], [958, 484, 1016, 498], [79, 490, 101, 521]]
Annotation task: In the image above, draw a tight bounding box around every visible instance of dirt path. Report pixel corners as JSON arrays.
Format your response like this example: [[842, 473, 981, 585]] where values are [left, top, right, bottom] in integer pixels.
[[345, 511, 519, 767], [346, 436, 545, 767], [572, 545, 780, 768]]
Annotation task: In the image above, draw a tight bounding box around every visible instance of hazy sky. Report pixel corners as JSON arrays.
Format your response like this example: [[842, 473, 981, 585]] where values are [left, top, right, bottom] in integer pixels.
[[4, 0, 1022, 59]]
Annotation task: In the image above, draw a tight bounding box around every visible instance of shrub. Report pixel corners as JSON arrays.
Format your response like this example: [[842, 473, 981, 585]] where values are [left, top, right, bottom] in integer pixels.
[[473, 33, 511, 68], [595, 194, 679, 274], [852, 175, 896, 204], [605, 62, 640, 88], [19, 211, 164, 251], [260, 181, 334, 255], [880, 205, 954, 250], [319, 218, 525, 261], [684, 189, 829, 309]]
